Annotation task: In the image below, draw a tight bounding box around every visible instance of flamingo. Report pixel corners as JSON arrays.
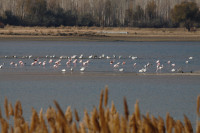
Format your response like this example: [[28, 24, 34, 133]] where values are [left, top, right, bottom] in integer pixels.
[[113, 64, 119, 68], [49, 59, 53, 63], [147, 62, 150, 67], [79, 59, 83, 63], [88, 55, 93, 59], [171, 64, 175, 67], [53, 64, 58, 68], [139, 68, 146, 73], [139, 65, 147, 73], [73, 59, 77, 64], [71, 55, 77, 59], [19, 61, 24, 66], [171, 68, 176, 72], [133, 63, 136, 67], [122, 61, 126, 65], [131, 56, 137, 60], [80, 67, 85, 72], [189, 57, 193, 60], [29, 55, 32, 59], [110, 60, 114, 65], [79, 54, 83, 59], [42, 61, 46, 67], [61, 69, 66, 72], [119, 68, 124, 72], [31, 62, 36, 66], [106, 56, 111, 59], [156, 64, 164, 72], [10, 62, 14, 65]]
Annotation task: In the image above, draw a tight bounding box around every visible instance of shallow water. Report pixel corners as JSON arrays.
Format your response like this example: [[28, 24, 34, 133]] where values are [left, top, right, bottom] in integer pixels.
[[0, 41, 200, 127], [0, 41, 200, 73]]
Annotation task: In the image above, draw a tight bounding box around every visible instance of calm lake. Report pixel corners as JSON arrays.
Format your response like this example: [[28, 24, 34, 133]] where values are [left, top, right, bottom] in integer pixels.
[[0, 41, 200, 127]]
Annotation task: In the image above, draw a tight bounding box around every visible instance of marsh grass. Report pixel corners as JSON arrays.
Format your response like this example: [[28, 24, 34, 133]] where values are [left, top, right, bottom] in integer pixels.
[[0, 87, 200, 133]]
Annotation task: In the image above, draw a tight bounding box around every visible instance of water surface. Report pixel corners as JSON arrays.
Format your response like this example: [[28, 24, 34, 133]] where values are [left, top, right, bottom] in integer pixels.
[[0, 41, 200, 127]]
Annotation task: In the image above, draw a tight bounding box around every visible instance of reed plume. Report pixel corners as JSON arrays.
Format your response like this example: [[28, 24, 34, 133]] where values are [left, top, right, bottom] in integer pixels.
[[99, 90, 104, 110], [120, 116, 127, 133], [196, 120, 200, 133], [54, 100, 67, 124], [30, 108, 39, 133], [134, 100, 140, 122], [104, 86, 109, 107], [80, 122, 86, 133], [4, 96, 9, 119], [14, 101, 23, 119], [143, 115, 158, 133], [197, 95, 200, 117], [9, 103, 14, 116], [166, 112, 175, 133], [129, 113, 137, 133], [0, 87, 199, 133], [113, 113, 120, 133], [0, 118, 9, 133], [39, 108, 48, 133], [110, 101, 117, 116], [0, 107, 2, 119], [184, 115, 193, 133], [91, 107, 100, 132], [123, 97, 129, 120], [151, 115, 158, 128], [158, 116, 165, 133], [72, 122, 79, 133], [14, 126, 23, 133], [65, 106, 73, 124], [74, 109, 80, 122], [84, 109, 91, 130], [174, 120, 183, 133]]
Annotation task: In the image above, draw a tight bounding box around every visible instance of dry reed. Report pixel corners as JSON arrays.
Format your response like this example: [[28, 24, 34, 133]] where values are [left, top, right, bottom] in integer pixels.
[[74, 109, 80, 122], [0, 88, 200, 133], [104, 86, 109, 107], [197, 95, 200, 117], [123, 97, 129, 121], [4, 96, 9, 119]]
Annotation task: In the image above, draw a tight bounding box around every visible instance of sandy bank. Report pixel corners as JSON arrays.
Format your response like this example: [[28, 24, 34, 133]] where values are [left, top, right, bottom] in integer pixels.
[[1, 71, 200, 77]]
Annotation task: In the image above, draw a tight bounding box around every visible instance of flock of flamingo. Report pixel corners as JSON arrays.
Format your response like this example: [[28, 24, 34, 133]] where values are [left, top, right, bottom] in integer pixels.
[[0, 54, 195, 73]]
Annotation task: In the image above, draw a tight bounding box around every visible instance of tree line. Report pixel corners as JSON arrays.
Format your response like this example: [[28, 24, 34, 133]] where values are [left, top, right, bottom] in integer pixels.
[[0, 0, 200, 29]]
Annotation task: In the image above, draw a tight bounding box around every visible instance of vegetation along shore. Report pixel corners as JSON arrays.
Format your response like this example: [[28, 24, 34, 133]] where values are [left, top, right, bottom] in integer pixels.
[[0, 26, 200, 41], [0, 1, 200, 41], [1, 87, 200, 133]]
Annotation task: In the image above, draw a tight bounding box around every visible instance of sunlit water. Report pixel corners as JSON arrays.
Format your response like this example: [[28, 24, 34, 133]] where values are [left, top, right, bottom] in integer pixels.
[[0, 41, 200, 128]]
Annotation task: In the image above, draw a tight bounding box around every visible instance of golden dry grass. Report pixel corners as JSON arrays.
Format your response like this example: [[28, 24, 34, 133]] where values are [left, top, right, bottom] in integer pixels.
[[0, 26, 200, 41], [0, 87, 200, 133]]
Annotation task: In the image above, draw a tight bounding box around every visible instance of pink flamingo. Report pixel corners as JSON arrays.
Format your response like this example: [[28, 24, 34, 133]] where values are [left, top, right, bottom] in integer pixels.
[[42, 61, 46, 67]]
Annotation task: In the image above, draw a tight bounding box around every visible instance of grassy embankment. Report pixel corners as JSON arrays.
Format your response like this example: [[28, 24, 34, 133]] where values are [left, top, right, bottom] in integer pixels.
[[1, 87, 200, 133], [0, 26, 200, 41]]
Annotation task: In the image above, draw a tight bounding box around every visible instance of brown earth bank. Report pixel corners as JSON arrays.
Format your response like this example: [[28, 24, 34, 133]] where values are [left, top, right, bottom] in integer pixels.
[[0, 26, 200, 41]]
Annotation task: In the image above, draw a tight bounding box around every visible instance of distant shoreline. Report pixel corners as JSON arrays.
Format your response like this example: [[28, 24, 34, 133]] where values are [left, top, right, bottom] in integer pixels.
[[0, 26, 200, 41]]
